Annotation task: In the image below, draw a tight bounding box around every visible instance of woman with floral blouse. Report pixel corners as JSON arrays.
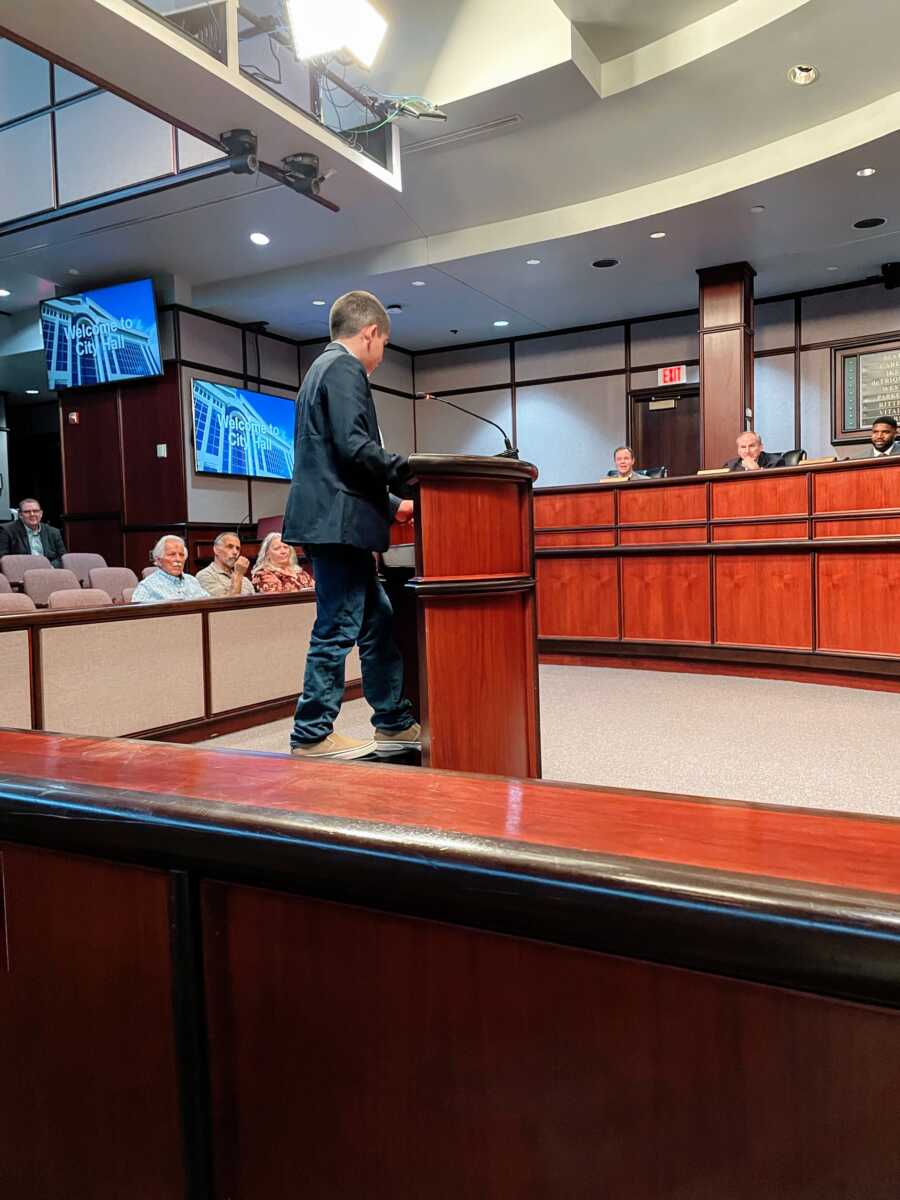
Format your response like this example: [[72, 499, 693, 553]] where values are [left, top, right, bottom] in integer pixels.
[[252, 532, 315, 593]]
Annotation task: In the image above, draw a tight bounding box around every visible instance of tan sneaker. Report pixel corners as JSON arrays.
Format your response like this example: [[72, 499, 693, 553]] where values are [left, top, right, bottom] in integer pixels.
[[291, 732, 376, 761], [374, 722, 422, 757]]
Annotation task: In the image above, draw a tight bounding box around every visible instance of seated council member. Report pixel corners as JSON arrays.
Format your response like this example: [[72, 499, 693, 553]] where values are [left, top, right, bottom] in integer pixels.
[[867, 415, 900, 457], [196, 531, 254, 598], [252, 532, 315, 593], [607, 446, 643, 480], [724, 431, 785, 472], [0, 497, 67, 566], [131, 535, 208, 603]]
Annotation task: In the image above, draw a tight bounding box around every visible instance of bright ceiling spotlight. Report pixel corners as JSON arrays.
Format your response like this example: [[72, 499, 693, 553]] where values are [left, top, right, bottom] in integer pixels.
[[250, 232, 270, 245], [0, 288, 10, 297], [284, 0, 387, 70]]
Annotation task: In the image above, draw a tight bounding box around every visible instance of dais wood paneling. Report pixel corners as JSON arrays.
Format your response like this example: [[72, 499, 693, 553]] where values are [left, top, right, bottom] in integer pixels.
[[536, 557, 618, 638], [817, 551, 900, 656], [621, 556, 711, 643], [715, 554, 812, 649], [711, 474, 808, 520], [815, 516, 900, 539], [618, 485, 706, 525], [534, 491, 615, 529], [619, 525, 707, 545], [814, 466, 900, 514], [535, 530, 615, 548], [712, 521, 808, 542]]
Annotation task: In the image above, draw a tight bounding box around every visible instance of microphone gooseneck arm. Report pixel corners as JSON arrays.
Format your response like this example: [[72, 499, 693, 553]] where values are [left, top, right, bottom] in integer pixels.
[[417, 392, 518, 458]]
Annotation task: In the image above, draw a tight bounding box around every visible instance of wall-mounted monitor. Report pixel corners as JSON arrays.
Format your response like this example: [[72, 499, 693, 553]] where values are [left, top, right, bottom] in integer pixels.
[[41, 278, 163, 390], [191, 378, 295, 481]]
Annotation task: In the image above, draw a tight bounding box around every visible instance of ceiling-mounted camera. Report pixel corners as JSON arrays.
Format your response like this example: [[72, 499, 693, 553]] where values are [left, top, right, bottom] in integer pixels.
[[281, 152, 328, 198], [219, 129, 259, 175]]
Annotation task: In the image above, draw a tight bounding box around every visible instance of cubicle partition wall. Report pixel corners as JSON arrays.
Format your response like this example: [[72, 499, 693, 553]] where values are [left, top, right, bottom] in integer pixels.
[[535, 457, 900, 687], [0, 593, 360, 740]]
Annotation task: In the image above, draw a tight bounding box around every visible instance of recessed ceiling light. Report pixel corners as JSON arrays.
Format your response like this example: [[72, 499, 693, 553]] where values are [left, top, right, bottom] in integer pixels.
[[386, 303, 403, 312], [592, 258, 619, 269], [788, 64, 818, 86], [493, 320, 510, 327], [649, 231, 666, 239], [526, 258, 541, 265], [856, 167, 877, 178], [853, 217, 886, 229], [750, 204, 766, 213], [312, 299, 326, 306], [411, 280, 426, 286], [25, 389, 39, 395], [249, 232, 270, 246], [826, 265, 839, 272], [67, 268, 80, 276], [0, 288, 10, 297]]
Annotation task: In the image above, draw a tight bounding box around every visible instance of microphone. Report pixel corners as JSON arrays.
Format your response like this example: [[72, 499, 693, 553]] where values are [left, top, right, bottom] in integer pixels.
[[416, 392, 519, 458]]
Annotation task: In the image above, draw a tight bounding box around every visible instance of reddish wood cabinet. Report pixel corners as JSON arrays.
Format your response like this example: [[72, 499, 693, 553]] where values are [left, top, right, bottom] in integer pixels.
[[535, 458, 900, 683]]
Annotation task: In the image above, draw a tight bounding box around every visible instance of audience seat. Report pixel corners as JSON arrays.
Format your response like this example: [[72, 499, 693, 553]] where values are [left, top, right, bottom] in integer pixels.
[[23, 568, 82, 608], [779, 449, 807, 466], [0, 575, 10, 594], [48, 588, 113, 610], [122, 587, 136, 604], [256, 515, 283, 540], [141, 567, 156, 579], [90, 566, 139, 603], [62, 553, 108, 586], [1, 554, 52, 587], [0, 592, 37, 612]]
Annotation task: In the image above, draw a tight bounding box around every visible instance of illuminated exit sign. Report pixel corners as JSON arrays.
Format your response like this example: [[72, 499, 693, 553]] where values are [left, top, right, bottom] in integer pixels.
[[658, 364, 687, 385]]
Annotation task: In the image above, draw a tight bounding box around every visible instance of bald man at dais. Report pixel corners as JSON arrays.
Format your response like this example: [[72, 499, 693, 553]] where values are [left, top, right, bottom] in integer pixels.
[[724, 432, 785, 472]]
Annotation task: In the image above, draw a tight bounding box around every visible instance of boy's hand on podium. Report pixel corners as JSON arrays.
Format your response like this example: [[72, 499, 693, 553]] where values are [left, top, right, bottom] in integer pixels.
[[395, 500, 414, 523]]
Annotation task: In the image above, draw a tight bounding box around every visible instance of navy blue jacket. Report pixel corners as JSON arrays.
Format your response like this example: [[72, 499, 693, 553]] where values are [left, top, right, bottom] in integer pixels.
[[282, 343, 410, 552]]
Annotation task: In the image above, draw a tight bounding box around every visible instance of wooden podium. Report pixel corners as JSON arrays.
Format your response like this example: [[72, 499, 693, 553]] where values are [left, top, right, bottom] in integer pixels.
[[400, 454, 541, 778]]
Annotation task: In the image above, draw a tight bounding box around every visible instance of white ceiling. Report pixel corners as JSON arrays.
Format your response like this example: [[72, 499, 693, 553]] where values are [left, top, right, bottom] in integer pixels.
[[2, 0, 900, 369]]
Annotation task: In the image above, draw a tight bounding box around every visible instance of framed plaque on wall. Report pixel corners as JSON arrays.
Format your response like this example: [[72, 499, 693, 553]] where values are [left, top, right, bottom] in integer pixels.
[[834, 338, 900, 443]]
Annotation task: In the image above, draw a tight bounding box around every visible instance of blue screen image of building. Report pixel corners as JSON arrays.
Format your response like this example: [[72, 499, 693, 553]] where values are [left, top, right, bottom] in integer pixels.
[[192, 380, 295, 480], [41, 280, 162, 388]]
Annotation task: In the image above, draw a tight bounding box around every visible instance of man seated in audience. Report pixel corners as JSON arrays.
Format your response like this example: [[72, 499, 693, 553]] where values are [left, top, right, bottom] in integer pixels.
[[868, 415, 900, 456], [0, 497, 67, 566], [131, 535, 209, 603], [724, 431, 785, 471], [252, 532, 315, 593], [196, 532, 254, 598], [607, 446, 643, 480]]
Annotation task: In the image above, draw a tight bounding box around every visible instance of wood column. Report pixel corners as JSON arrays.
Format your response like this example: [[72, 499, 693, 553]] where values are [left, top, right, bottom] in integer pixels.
[[697, 261, 755, 469]]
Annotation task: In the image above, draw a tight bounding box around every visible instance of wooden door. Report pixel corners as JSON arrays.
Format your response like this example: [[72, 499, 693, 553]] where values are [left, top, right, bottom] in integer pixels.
[[631, 388, 700, 478]]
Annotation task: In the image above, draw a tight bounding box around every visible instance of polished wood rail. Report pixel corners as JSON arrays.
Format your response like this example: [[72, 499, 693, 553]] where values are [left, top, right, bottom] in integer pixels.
[[534, 456, 900, 684], [2, 730, 899, 1199]]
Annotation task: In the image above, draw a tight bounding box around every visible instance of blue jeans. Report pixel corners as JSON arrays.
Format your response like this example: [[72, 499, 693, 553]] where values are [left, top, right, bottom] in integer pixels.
[[291, 545, 414, 746]]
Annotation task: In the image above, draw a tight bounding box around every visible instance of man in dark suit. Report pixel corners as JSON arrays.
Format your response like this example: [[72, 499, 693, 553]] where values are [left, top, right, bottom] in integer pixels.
[[283, 290, 419, 762], [0, 498, 67, 566], [868, 415, 900, 457], [724, 432, 785, 472]]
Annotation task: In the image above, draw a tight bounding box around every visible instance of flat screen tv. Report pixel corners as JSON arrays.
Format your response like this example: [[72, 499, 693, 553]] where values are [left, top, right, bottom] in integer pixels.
[[191, 378, 295, 481], [41, 278, 163, 390]]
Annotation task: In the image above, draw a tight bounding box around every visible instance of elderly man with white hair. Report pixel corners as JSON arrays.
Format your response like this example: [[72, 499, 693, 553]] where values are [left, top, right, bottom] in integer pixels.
[[130, 535, 209, 604]]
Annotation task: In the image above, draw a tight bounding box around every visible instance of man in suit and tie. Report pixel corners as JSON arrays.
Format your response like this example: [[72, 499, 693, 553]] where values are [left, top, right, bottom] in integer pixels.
[[0, 498, 66, 566], [283, 290, 420, 762], [724, 432, 785, 472], [868, 415, 900, 456]]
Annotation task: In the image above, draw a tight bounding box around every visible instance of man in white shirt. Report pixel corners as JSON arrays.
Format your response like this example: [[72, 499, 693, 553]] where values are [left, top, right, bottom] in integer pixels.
[[131, 535, 209, 603], [868, 415, 900, 456]]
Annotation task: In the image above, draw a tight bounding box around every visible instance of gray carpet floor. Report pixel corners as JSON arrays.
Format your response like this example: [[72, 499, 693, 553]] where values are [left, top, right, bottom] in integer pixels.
[[196, 665, 900, 818]]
